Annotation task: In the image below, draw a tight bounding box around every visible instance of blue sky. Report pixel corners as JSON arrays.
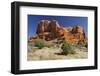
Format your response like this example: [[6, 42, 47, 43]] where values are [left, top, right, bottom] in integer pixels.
[[28, 15, 88, 38]]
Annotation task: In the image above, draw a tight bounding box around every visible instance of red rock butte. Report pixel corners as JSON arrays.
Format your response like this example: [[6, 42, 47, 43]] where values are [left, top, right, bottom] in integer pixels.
[[29, 20, 87, 45]]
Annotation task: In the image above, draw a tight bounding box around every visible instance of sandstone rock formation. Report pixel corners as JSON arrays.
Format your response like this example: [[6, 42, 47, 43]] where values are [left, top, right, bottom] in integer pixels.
[[29, 20, 87, 45]]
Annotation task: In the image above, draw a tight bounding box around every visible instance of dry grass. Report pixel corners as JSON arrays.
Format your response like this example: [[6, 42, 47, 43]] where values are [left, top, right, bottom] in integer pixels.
[[27, 46, 88, 61]]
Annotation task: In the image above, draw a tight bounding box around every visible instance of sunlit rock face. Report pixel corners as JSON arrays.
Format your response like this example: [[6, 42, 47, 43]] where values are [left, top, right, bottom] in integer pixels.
[[29, 20, 87, 45]]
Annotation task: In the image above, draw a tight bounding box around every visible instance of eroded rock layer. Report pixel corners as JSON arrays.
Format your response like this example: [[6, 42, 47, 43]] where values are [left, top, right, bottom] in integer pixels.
[[29, 20, 87, 45]]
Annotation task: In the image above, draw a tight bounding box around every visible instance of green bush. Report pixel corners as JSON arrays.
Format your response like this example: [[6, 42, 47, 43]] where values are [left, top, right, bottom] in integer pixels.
[[84, 43, 88, 48], [61, 41, 75, 55], [34, 39, 50, 49]]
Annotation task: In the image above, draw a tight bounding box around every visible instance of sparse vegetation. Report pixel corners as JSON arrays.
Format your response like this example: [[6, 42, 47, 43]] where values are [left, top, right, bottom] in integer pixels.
[[34, 38, 50, 49], [61, 41, 75, 55], [28, 39, 87, 60], [84, 43, 88, 48]]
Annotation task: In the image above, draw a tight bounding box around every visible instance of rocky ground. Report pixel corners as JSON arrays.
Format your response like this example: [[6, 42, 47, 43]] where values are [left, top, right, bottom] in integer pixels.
[[27, 45, 88, 61]]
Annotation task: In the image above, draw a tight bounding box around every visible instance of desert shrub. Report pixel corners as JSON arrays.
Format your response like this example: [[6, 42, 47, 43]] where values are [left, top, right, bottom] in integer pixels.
[[61, 41, 75, 55], [34, 39, 50, 49], [84, 43, 88, 48]]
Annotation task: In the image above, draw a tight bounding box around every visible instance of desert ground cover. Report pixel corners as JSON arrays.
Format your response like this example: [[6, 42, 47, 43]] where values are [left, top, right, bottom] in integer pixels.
[[28, 43, 88, 61]]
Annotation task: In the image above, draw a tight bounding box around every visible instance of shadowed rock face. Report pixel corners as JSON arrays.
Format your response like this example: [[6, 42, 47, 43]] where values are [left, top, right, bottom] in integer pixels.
[[36, 20, 50, 34], [29, 20, 87, 45]]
